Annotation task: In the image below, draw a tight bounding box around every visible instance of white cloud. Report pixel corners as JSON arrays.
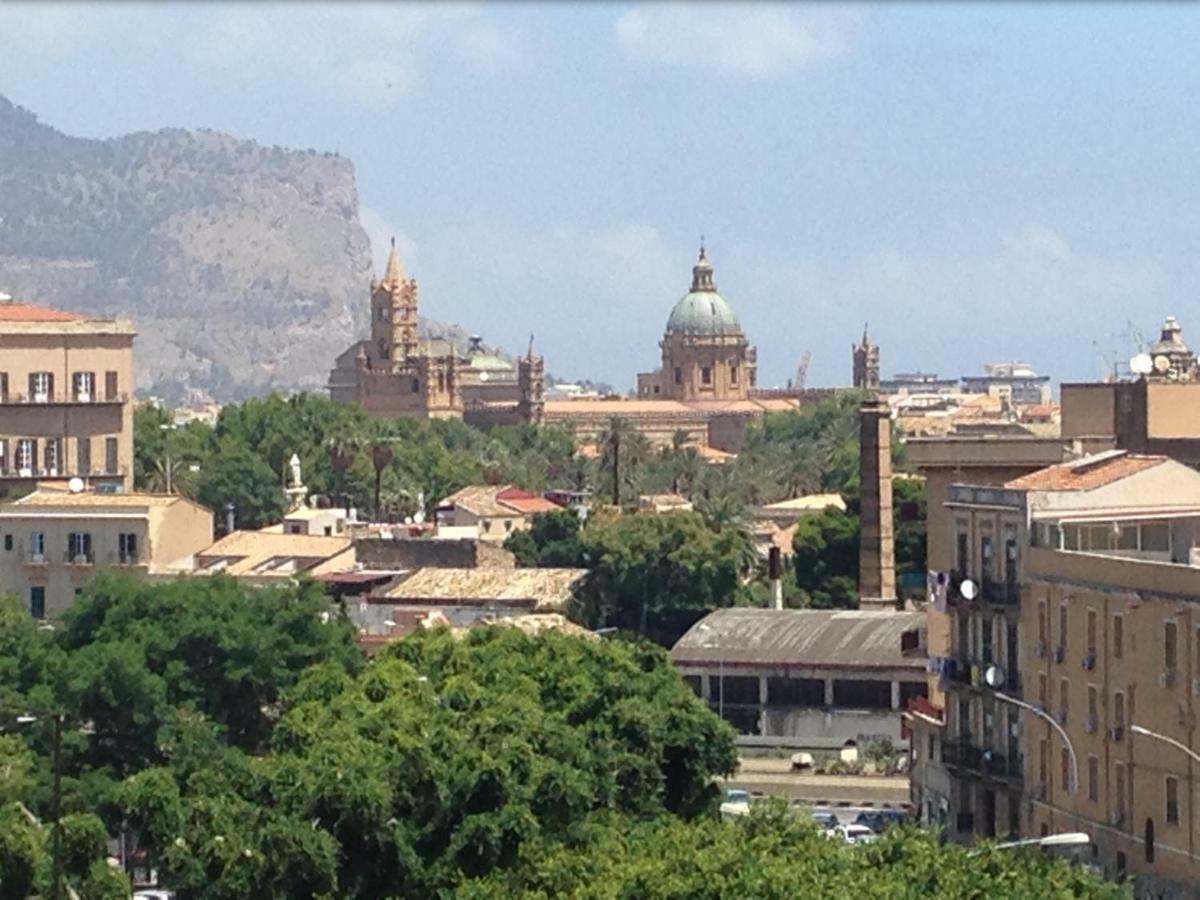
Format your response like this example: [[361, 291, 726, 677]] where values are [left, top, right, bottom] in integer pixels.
[[615, 4, 863, 78]]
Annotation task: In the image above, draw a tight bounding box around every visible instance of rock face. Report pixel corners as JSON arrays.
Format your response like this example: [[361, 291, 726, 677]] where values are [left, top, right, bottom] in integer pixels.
[[0, 95, 392, 401]]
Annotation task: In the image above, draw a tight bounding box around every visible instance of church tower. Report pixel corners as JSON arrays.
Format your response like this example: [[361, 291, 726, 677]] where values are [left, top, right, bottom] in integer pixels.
[[370, 238, 420, 365], [852, 325, 880, 391]]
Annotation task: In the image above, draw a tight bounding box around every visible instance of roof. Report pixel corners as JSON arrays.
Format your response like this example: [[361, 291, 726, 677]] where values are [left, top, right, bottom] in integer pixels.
[[762, 493, 846, 513], [671, 608, 926, 670], [376, 567, 587, 611], [543, 399, 699, 416], [500, 496, 560, 514], [441, 484, 524, 518], [284, 507, 346, 521], [0, 302, 83, 322], [1004, 451, 1167, 492], [194, 530, 353, 577], [4, 490, 197, 510], [665, 290, 742, 337]]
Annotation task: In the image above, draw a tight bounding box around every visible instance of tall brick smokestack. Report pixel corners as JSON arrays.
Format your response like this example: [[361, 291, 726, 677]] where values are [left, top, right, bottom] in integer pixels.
[[858, 396, 898, 609]]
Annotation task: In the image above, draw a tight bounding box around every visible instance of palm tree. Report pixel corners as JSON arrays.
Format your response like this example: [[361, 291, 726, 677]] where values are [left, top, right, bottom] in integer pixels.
[[365, 421, 397, 522], [697, 493, 759, 576], [325, 423, 363, 510], [598, 416, 649, 506]]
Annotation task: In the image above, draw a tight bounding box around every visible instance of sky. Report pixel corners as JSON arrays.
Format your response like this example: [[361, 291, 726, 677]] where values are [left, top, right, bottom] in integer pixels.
[[2, 1, 1199, 391]]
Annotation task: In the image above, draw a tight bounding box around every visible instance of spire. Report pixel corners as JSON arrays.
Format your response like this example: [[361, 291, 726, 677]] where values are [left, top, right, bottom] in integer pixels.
[[691, 238, 716, 292], [381, 236, 406, 288]]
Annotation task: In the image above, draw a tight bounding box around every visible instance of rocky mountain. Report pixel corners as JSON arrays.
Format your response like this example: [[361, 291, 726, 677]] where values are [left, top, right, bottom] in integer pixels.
[[0, 95, 468, 403]]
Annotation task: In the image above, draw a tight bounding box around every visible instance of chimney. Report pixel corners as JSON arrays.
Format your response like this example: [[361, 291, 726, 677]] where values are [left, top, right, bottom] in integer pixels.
[[768, 545, 783, 610], [858, 396, 898, 609]]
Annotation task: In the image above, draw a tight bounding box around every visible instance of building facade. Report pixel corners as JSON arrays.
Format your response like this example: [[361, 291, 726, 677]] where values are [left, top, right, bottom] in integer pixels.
[[0, 299, 135, 493], [0, 487, 213, 619]]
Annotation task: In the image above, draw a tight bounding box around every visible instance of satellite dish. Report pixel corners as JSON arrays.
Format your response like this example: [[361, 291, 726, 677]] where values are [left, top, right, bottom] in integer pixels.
[[984, 665, 1006, 689], [67, 477, 84, 493], [1154, 354, 1171, 373], [1129, 353, 1153, 376], [479, 371, 490, 382], [959, 578, 978, 601]]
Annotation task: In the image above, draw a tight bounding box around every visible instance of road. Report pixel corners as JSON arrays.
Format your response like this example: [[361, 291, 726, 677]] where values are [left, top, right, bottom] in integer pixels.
[[719, 757, 910, 808]]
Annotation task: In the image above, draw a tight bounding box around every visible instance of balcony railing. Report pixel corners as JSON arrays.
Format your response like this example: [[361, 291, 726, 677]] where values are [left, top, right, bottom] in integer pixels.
[[943, 739, 1024, 782], [64, 550, 95, 565], [0, 465, 127, 481], [980, 576, 1020, 607], [0, 392, 128, 406]]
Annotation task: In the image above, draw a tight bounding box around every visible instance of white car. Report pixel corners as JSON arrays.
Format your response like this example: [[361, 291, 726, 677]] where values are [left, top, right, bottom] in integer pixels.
[[134, 891, 176, 900], [719, 789, 753, 820], [834, 823, 877, 845]]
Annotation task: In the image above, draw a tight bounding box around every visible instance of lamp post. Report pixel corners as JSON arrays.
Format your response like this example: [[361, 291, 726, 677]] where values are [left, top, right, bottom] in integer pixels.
[[159, 423, 176, 494], [17, 712, 64, 900], [973, 831, 1091, 855], [697, 623, 723, 720], [1130, 724, 1200, 765]]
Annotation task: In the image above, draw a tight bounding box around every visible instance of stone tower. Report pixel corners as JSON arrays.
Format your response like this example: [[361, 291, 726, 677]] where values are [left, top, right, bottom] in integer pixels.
[[370, 238, 420, 364], [858, 396, 898, 609], [852, 325, 880, 391], [518, 339, 546, 425]]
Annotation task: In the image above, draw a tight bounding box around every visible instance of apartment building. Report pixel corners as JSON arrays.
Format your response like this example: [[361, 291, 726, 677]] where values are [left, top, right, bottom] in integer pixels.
[[0, 299, 136, 493], [0, 487, 214, 619]]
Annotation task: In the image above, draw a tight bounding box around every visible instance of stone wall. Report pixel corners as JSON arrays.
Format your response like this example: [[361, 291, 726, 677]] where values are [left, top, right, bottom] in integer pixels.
[[355, 536, 515, 570]]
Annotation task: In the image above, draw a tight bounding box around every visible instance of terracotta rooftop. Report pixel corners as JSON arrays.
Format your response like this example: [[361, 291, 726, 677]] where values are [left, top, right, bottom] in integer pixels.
[[1005, 451, 1167, 492], [0, 302, 83, 322], [500, 496, 561, 515], [377, 567, 588, 611], [5, 490, 197, 510], [193, 530, 353, 577]]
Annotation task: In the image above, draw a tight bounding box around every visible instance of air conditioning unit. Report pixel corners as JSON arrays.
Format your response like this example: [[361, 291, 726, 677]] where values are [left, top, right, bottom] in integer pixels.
[[1084, 717, 1098, 734], [1082, 653, 1096, 671], [1054, 646, 1066, 664], [1108, 726, 1124, 741], [1034, 640, 1047, 659], [1161, 671, 1176, 689]]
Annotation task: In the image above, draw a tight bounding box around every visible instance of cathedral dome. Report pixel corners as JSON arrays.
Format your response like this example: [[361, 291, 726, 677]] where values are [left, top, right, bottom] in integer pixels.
[[664, 245, 743, 337]]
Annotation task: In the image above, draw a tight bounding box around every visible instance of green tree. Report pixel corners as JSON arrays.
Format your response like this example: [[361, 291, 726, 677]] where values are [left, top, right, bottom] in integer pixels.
[[791, 508, 860, 609], [504, 509, 585, 568], [597, 417, 649, 506], [195, 440, 284, 530]]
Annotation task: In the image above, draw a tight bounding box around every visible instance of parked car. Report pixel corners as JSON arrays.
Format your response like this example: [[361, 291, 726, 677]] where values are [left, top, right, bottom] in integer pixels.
[[811, 811, 839, 831], [854, 809, 909, 834], [134, 892, 176, 900], [719, 789, 753, 820], [834, 823, 877, 845]]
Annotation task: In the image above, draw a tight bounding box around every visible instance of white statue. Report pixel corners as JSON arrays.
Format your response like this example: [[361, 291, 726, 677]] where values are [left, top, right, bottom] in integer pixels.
[[289, 453, 303, 488]]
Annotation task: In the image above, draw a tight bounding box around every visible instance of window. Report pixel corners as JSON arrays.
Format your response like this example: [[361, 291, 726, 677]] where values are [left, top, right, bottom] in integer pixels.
[[16, 438, 35, 474], [0, 438, 6, 473], [1165, 621, 1178, 673], [1004, 536, 1018, 584], [118, 533, 138, 564], [1061, 746, 1071, 792], [1087, 609, 1097, 655], [956, 531, 969, 577], [44, 438, 61, 475], [2, 535, 10, 552], [0, 371, 7, 399], [1038, 673, 1047, 707], [1142, 523, 1170, 553], [105, 437, 118, 474], [76, 436, 91, 476], [981, 617, 994, 665], [701, 366, 712, 386], [730, 365, 739, 385], [410, 378, 420, 394], [1113, 614, 1124, 659], [1038, 739, 1048, 786], [1113, 691, 1125, 738], [1038, 600, 1047, 643], [1166, 776, 1180, 825], [1059, 678, 1069, 722], [1088, 756, 1099, 803], [68, 532, 93, 563], [29, 586, 45, 620], [980, 535, 993, 582], [30, 532, 45, 559], [29, 371, 53, 401], [673, 367, 682, 385], [928, 733, 936, 762], [105, 370, 118, 400], [1087, 685, 1098, 729], [72, 371, 94, 401], [504, 519, 514, 532], [1058, 603, 1068, 651], [1115, 763, 1127, 816]]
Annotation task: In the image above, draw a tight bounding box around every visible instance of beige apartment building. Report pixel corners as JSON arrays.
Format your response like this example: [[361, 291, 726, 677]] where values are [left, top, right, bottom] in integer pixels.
[[0, 300, 136, 493], [0, 488, 214, 619]]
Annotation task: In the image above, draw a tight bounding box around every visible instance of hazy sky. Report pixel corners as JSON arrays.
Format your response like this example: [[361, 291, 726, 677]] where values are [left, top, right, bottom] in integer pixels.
[[3, 2, 1198, 390]]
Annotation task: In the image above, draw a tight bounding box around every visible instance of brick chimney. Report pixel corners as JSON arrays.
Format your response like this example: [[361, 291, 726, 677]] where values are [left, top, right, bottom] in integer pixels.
[[858, 396, 898, 609]]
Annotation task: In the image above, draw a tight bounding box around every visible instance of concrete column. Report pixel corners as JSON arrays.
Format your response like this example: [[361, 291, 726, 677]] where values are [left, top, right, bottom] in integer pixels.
[[759, 676, 769, 706], [824, 677, 835, 707], [858, 397, 898, 608], [701, 674, 711, 701], [891, 680, 902, 710]]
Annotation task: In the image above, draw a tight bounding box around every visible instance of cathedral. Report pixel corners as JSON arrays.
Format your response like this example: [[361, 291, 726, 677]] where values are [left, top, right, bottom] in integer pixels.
[[328, 240, 544, 423]]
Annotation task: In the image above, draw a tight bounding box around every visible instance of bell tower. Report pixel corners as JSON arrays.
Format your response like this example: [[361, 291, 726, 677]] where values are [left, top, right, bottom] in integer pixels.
[[370, 238, 420, 364]]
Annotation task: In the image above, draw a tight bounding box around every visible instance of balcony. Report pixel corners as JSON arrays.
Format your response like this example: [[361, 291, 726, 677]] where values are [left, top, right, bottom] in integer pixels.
[[64, 550, 95, 566], [943, 739, 1024, 783], [980, 576, 1019, 607], [0, 465, 127, 481], [0, 392, 128, 407]]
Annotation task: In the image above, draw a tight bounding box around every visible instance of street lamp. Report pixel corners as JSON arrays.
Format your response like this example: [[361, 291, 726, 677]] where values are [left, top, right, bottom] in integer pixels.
[[16, 712, 65, 900], [697, 622, 724, 720], [983, 665, 1078, 794], [975, 831, 1091, 854], [1130, 724, 1200, 766]]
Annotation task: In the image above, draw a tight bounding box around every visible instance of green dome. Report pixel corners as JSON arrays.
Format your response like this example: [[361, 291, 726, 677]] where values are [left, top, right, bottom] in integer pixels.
[[665, 246, 742, 336], [665, 290, 742, 336]]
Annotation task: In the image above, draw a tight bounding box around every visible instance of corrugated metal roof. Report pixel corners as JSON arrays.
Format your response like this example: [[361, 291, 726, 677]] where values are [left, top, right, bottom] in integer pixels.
[[672, 608, 925, 670]]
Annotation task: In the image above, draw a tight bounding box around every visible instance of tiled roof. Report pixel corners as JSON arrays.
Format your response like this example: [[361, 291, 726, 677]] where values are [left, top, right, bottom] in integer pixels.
[[0, 303, 83, 322], [1005, 452, 1167, 492], [194, 530, 353, 577], [377, 567, 587, 610], [6, 490, 196, 509], [500, 496, 561, 514], [672, 608, 926, 670], [441, 484, 521, 518], [543, 399, 699, 415], [762, 493, 846, 513]]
